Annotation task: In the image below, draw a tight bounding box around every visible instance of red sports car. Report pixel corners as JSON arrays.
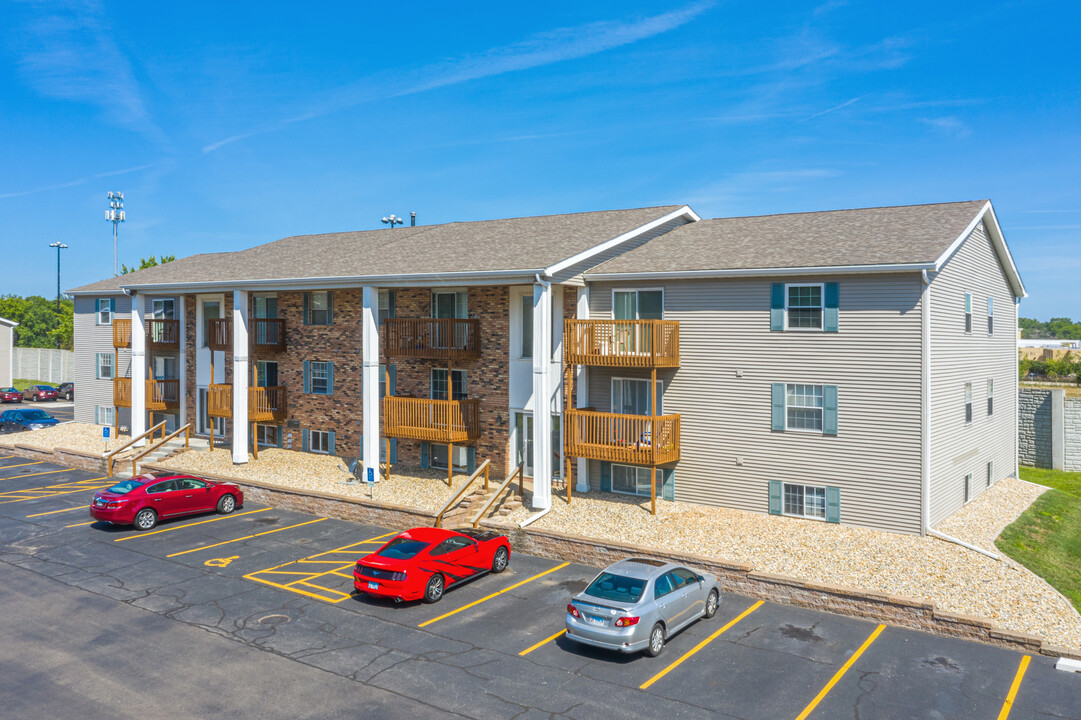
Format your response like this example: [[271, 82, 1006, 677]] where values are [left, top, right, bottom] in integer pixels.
[[23, 385, 58, 401], [90, 473, 244, 531], [0, 387, 22, 403], [353, 527, 511, 603]]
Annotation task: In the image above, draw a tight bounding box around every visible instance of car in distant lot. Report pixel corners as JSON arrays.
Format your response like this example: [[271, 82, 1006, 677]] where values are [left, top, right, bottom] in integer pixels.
[[565, 558, 722, 657], [0, 408, 59, 433], [90, 474, 244, 531], [56, 382, 74, 401], [0, 387, 22, 403], [22, 385, 58, 402], [353, 527, 511, 603]]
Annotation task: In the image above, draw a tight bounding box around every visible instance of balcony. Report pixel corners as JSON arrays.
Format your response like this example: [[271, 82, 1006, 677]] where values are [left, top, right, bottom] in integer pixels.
[[383, 396, 480, 444], [564, 409, 680, 465], [564, 319, 680, 368], [383, 318, 480, 361], [113, 319, 131, 348], [111, 378, 179, 411], [207, 384, 288, 423], [146, 319, 180, 351], [207, 318, 287, 353]]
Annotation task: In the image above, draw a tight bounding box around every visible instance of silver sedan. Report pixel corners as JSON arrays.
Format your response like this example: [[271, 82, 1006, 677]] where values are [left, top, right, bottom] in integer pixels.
[[565, 557, 722, 657]]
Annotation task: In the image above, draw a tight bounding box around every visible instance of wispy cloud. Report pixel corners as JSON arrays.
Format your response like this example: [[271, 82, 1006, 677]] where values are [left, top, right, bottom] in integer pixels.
[[12, 0, 165, 145], [203, 2, 714, 153], [920, 116, 971, 138], [800, 96, 863, 122], [0, 162, 157, 200], [685, 168, 841, 213]]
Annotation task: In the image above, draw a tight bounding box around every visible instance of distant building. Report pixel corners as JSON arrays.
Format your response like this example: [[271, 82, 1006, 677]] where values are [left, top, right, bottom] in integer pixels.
[[0, 316, 16, 386], [1018, 339, 1080, 349]]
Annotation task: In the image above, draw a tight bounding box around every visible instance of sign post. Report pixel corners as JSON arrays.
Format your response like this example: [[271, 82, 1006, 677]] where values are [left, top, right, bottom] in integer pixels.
[[103, 425, 111, 453], [367, 467, 375, 498]]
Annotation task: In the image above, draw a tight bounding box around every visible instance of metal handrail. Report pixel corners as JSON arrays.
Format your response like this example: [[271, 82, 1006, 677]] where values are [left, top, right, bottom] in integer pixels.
[[130, 423, 191, 477], [471, 463, 524, 528], [105, 421, 167, 476], [433, 458, 490, 528]]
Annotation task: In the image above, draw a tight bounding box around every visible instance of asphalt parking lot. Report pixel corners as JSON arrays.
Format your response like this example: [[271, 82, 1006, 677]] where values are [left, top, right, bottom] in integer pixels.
[[1, 457, 1080, 719]]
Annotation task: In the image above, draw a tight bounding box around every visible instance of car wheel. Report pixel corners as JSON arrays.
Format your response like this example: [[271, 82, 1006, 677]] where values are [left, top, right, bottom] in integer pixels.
[[645, 623, 666, 657], [491, 546, 509, 573], [704, 589, 720, 619], [134, 508, 157, 531], [216, 494, 237, 514], [423, 574, 445, 604], [66, 392, 72, 401], [31, 395, 38, 402]]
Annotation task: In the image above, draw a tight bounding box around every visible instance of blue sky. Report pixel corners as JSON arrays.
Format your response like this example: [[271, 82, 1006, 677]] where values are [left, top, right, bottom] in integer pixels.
[[1, 0, 1078, 319]]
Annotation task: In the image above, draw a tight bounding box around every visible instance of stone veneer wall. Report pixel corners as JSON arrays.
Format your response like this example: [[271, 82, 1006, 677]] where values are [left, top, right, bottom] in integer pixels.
[[1066, 394, 1081, 471], [1018, 388, 1053, 468]]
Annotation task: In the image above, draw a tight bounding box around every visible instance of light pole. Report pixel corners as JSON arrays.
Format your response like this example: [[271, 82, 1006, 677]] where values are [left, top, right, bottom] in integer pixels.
[[49, 242, 68, 349], [106, 191, 125, 276], [381, 214, 404, 229]]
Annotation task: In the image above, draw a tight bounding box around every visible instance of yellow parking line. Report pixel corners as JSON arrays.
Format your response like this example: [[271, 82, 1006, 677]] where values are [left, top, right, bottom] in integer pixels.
[[0, 461, 44, 471], [245, 574, 351, 603], [519, 629, 567, 657], [996, 655, 1031, 720], [65, 520, 98, 528], [419, 562, 570, 628], [166, 518, 328, 557], [640, 600, 764, 690], [0, 468, 70, 482], [27, 505, 90, 517], [0, 484, 112, 504], [794, 624, 886, 720], [0, 455, 14, 460], [306, 531, 397, 558], [251, 531, 398, 574], [296, 580, 351, 597], [114, 508, 270, 541]]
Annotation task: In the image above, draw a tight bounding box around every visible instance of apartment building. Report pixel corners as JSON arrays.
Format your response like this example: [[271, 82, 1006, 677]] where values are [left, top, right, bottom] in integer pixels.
[[69, 200, 1025, 534]]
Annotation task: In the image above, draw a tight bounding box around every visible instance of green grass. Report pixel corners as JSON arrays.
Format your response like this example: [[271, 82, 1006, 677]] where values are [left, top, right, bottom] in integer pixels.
[[997, 467, 1081, 614], [11, 379, 54, 392]]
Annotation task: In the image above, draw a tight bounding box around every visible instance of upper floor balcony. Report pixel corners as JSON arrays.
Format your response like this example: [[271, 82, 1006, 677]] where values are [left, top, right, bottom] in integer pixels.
[[564, 319, 680, 368], [383, 318, 480, 361], [207, 384, 288, 422], [112, 378, 179, 411], [207, 318, 287, 353], [564, 409, 680, 466], [111, 318, 180, 351], [113, 319, 132, 348], [382, 396, 480, 444]]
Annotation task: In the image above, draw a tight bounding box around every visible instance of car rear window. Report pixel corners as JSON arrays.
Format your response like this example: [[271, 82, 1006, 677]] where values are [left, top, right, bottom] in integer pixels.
[[106, 479, 145, 494], [20, 410, 51, 421], [584, 572, 646, 603], [377, 537, 430, 560]]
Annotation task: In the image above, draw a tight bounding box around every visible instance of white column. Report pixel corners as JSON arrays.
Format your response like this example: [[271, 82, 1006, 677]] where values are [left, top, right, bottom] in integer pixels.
[[178, 295, 187, 429], [131, 294, 147, 446], [576, 286, 590, 492], [532, 280, 553, 509], [361, 287, 381, 481], [232, 290, 249, 464]]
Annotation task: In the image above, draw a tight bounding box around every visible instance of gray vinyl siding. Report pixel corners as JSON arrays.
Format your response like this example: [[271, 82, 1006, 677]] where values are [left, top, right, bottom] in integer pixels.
[[0, 323, 12, 386], [586, 274, 925, 534], [74, 294, 131, 426], [550, 217, 692, 283], [928, 221, 1018, 525]]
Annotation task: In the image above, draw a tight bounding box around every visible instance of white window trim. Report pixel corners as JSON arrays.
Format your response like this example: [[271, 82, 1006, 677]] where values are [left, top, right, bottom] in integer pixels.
[[309, 429, 331, 454], [96, 299, 113, 326], [96, 352, 115, 380], [310, 361, 331, 396], [783, 382, 825, 434], [610, 376, 663, 415], [152, 298, 175, 319], [965, 381, 973, 425], [987, 378, 994, 416], [196, 294, 225, 350], [256, 424, 280, 448], [963, 472, 973, 504], [430, 367, 467, 400], [781, 482, 828, 521], [95, 405, 115, 426], [986, 296, 994, 336], [611, 463, 654, 498], [610, 287, 666, 320], [783, 283, 825, 332], [964, 291, 973, 335]]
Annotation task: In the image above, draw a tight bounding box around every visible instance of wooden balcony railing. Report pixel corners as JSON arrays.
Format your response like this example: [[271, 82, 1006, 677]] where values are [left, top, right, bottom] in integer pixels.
[[207, 384, 288, 422], [146, 319, 180, 350], [113, 319, 132, 348], [146, 379, 180, 411], [207, 318, 286, 352], [382, 396, 480, 443], [564, 409, 680, 465], [113, 377, 131, 407], [383, 318, 480, 360], [564, 319, 680, 368]]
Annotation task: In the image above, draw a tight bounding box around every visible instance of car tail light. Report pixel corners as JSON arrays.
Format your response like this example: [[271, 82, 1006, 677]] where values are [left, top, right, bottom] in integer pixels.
[[391, 571, 406, 582], [106, 501, 126, 508], [567, 603, 581, 619], [614, 616, 640, 627]]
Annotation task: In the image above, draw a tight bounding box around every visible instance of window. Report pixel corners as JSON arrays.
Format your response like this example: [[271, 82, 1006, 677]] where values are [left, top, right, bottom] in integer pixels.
[[783, 483, 827, 519], [987, 460, 994, 487], [153, 356, 177, 380], [613, 290, 663, 320], [378, 290, 395, 326], [379, 363, 394, 398], [611, 378, 661, 416], [429, 443, 467, 470], [520, 294, 533, 358], [152, 298, 175, 319], [654, 573, 678, 599], [147, 480, 177, 494], [96, 298, 113, 325], [987, 378, 994, 416], [432, 291, 466, 319], [257, 425, 280, 447], [96, 353, 114, 380], [309, 429, 331, 454], [309, 361, 331, 395], [513, 412, 561, 478], [253, 295, 277, 319], [257, 360, 278, 388], [964, 473, 972, 503], [307, 291, 331, 325], [95, 406, 115, 426], [201, 300, 220, 348], [612, 464, 653, 496], [785, 284, 823, 329], [177, 477, 208, 490], [965, 382, 973, 423], [786, 384, 823, 431], [964, 293, 972, 334], [987, 296, 994, 335], [431, 368, 466, 401]]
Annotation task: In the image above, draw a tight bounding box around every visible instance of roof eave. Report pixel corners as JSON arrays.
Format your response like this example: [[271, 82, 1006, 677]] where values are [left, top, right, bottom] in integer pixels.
[[584, 262, 937, 282], [931, 201, 1026, 299]]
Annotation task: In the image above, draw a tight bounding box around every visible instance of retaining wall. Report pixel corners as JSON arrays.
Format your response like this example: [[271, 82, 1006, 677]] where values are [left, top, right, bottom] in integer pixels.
[[1019, 387, 1081, 471], [12, 347, 74, 384]]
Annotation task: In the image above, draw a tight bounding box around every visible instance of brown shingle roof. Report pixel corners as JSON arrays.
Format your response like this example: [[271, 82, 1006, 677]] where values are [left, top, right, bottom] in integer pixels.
[[588, 200, 988, 275]]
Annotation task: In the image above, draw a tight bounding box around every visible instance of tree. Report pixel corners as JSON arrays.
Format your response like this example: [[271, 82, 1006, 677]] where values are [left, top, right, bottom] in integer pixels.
[[1020, 316, 1081, 340], [121, 255, 176, 274], [0, 294, 73, 350]]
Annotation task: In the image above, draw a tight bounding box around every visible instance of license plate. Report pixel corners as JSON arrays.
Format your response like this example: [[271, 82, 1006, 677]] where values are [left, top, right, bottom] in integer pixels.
[[367, 582, 379, 590], [586, 615, 605, 626]]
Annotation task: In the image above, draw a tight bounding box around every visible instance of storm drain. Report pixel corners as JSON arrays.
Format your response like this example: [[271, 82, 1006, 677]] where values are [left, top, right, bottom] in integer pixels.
[[259, 614, 291, 626]]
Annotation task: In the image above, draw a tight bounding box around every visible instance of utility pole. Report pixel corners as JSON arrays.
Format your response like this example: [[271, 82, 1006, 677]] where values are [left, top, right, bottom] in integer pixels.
[[49, 242, 68, 348], [107, 192, 125, 276], [381, 214, 404, 229]]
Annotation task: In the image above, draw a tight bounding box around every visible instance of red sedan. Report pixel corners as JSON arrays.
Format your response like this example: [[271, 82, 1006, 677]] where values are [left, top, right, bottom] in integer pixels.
[[23, 385, 58, 401], [90, 473, 244, 531], [0, 387, 21, 403], [354, 527, 511, 603]]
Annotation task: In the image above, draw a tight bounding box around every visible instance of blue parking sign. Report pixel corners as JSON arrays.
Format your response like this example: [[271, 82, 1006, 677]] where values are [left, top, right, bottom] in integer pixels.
[[103, 426, 111, 439], [367, 467, 375, 484]]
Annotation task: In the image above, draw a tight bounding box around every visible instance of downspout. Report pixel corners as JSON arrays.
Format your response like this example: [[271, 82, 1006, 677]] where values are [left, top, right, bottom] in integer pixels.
[[521, 272, 554, 528], [921, 270, 1000, 560], [519, 505, 551, 528]]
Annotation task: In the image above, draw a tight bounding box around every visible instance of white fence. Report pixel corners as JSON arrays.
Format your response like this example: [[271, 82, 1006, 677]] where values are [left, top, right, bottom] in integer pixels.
[[13, 348, 74, 384]]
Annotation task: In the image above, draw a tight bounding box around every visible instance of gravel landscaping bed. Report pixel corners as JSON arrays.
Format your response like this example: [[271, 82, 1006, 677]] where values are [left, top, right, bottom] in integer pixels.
[[503, 478, 1081, 650], [0, 422, 134, 459]]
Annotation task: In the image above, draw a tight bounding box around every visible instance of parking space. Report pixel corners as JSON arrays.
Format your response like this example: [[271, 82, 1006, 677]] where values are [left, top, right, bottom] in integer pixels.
[[0, 459, 1078, 719]]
